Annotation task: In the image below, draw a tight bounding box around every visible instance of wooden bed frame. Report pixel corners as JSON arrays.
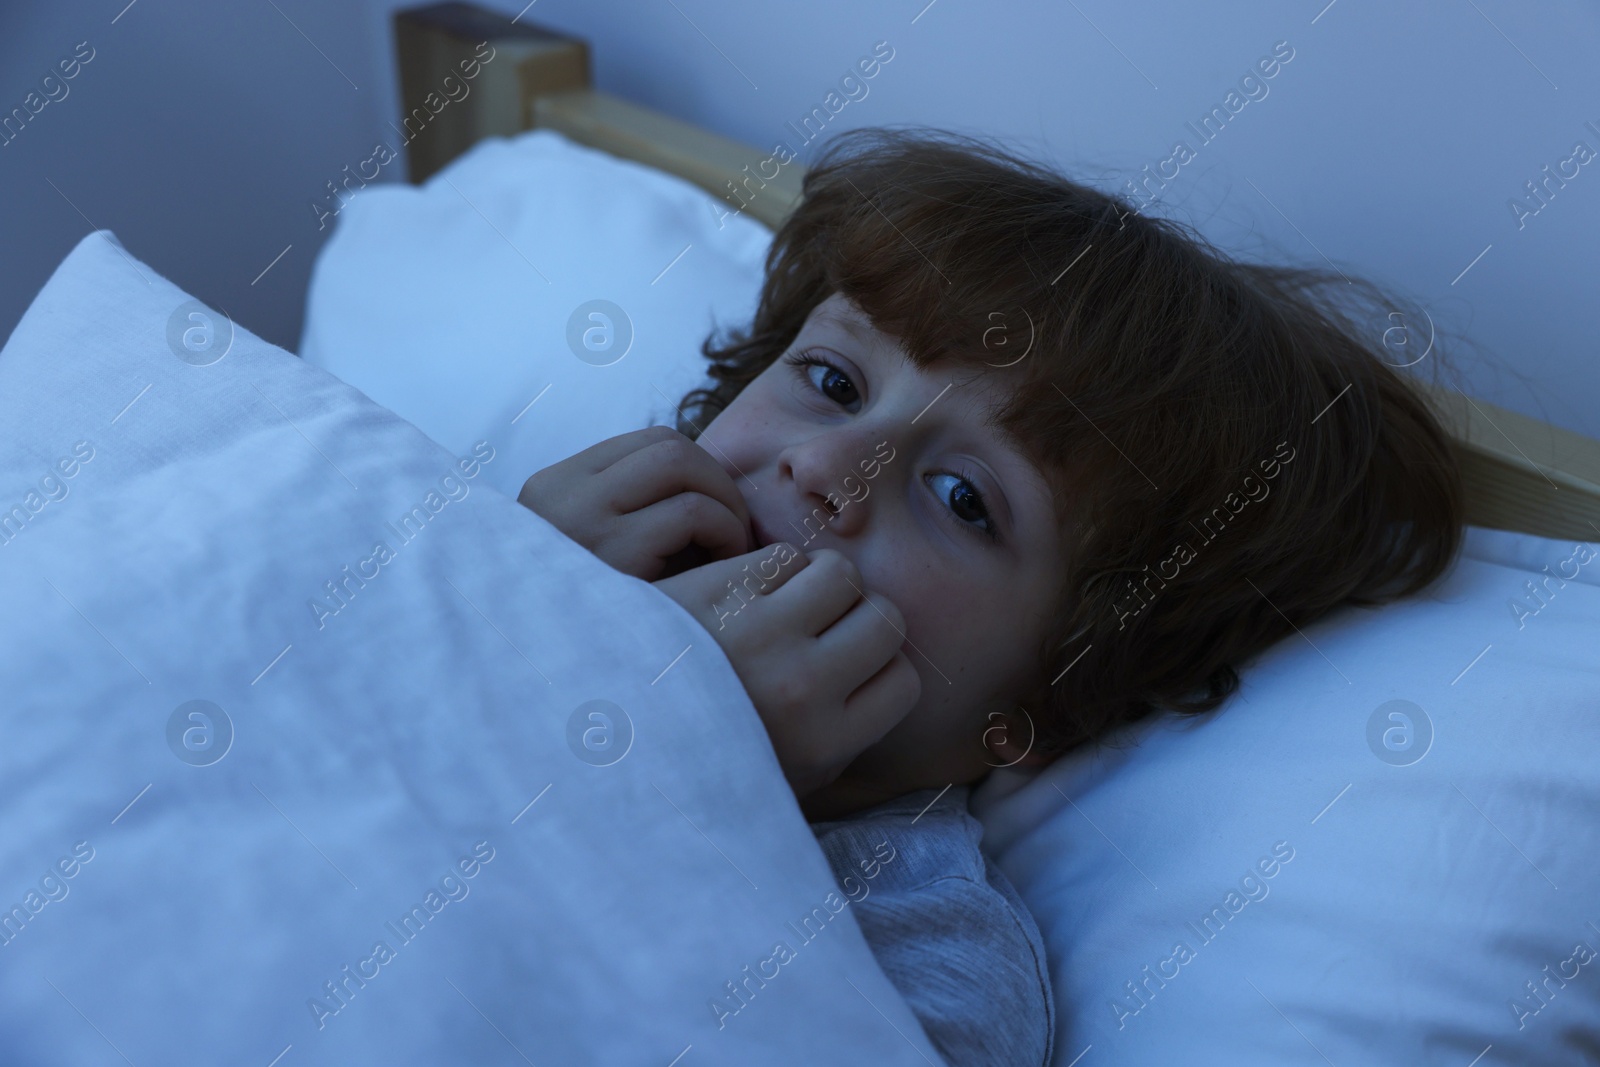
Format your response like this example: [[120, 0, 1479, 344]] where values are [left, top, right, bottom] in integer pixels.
[[395, 2, 1600, 542]]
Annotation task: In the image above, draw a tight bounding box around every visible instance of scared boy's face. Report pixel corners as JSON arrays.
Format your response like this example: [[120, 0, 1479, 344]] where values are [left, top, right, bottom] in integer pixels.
[[696, 293, 1066, 813]]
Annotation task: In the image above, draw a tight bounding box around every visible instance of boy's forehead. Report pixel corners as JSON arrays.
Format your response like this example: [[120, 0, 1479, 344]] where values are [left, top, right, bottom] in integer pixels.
[[810, 296, 878, 341], [810, 298, 930, 372], [813, 296, 1022, 412], [813, 296, 990, 380]]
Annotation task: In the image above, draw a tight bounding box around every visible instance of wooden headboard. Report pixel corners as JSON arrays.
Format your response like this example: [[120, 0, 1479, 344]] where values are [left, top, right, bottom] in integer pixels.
[[394, 2, 1600, 543]]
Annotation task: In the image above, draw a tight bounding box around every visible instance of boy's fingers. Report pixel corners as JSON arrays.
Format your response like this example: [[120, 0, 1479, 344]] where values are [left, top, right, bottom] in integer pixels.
[[841, 650, 922, 739], [815, 590, 908, 684], [569, 425, 687, 474], [621, 493, 752, 573], [652, 543, 809, 622], [518, 426, 684, 510], [745, 542, 809, 593], [705, 542, 812, 606], [769, 548, 867, 637], [604, 434, 751, 536]]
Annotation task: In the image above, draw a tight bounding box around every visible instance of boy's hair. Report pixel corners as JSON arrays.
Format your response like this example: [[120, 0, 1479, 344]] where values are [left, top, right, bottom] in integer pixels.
[[677, 127, 1464, 758]]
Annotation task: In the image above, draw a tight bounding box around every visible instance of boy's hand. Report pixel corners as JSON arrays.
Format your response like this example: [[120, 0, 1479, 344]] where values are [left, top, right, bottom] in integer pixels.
[[518, 427, 753, 581], [652, 544, 922, 799]]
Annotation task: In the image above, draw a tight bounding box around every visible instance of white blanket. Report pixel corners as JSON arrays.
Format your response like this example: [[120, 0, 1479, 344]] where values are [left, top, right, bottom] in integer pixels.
[[0, 233, 942, 1066]]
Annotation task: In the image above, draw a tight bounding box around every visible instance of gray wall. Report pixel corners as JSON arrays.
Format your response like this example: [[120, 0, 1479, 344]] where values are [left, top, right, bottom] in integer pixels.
[[4, 0, 1597, 438], [1, 1, 395, 358]]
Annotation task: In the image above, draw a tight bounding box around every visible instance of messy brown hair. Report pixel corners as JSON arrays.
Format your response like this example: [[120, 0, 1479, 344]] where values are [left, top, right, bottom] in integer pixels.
[[677, 127, 1464, 759]]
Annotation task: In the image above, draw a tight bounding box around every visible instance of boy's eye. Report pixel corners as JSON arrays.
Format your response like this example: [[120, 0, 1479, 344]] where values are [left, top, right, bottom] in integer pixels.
[[927, 472, 999, 541], [785, 350, 861, 411]]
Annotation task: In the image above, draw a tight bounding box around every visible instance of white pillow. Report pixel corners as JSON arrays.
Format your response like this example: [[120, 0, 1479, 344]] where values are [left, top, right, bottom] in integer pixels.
[[973, 524, 1600, 1065], [300, 129, 774, 499]]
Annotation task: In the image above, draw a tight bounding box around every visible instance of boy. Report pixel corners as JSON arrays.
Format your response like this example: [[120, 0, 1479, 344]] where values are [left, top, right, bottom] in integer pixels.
[[520, 129, 1463, 1064]]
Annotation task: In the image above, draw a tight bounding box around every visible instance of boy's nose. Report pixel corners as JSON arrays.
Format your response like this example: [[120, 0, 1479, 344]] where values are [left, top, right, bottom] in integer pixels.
[[776, 429, 883, 542]]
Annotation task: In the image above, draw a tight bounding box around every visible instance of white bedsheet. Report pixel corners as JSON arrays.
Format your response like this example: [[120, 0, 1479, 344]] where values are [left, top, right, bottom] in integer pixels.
[[0, 232, 942, 1066]]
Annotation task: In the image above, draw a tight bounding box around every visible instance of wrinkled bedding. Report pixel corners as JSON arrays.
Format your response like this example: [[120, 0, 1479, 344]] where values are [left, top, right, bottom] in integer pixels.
[[0, 232, 942, 1066]]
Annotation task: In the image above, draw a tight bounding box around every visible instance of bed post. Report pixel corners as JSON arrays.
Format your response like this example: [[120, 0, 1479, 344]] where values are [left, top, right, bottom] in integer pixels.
[[393, 1, 804, 228], [394, 2, 591, 184]]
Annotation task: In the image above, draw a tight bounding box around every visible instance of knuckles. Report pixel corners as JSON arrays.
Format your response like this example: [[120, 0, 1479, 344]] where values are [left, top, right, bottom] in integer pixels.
[[641, 425, 683, 444], [768, 665, 814, 716], [805, 547, 859, 587], [891, 652, 923, 706], [670, 491, 707, 520], [642, 431, 699, 467], [760, 542, 805, 573], [867, 592, 905, 634]]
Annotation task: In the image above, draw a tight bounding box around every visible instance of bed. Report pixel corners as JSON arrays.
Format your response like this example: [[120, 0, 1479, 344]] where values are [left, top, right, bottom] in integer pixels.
[[0, 4, 1595, 1066], [365, 6, 1600, 1063]]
